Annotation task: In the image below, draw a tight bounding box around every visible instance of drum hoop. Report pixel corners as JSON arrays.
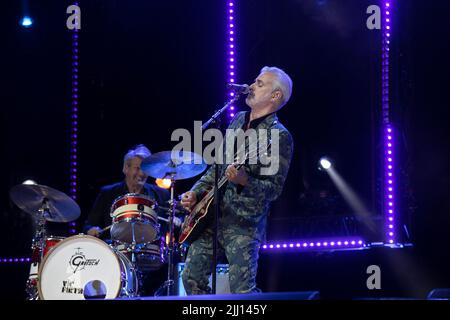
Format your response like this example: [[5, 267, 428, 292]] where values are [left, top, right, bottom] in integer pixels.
[[119, 244, 160, 252], [111, 193, 155, 209], [113, 211, 157, 223], [136, 249, 160, 254], [112, 192, 151, 202], [45, 236, 66, 242], [37, 234, 122, 300]]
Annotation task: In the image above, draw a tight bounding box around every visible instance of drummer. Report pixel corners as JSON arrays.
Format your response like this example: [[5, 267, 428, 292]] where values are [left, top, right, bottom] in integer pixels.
[[83, 144, 175, 238]]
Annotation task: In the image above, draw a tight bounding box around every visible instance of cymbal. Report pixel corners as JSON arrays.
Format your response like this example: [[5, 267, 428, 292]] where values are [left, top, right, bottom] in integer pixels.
[[141, 151, 207, 180], [10, 184, 81, 223]]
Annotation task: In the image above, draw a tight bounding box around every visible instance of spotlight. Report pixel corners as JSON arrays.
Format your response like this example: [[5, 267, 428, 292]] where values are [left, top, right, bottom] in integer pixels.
[[155, 178, 172, 189], [20, 16, 33, 27], [22, 179, 37, 185], [318, 157, 332, 170]]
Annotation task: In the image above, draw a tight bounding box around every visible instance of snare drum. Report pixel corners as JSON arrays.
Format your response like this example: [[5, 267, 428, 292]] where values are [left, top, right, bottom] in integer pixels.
[[38, 234, 138, 300], [110, 193, 159, 244]]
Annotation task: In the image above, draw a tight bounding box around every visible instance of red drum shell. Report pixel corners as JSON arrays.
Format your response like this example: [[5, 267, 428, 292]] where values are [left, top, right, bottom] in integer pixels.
[[110, 193, 159, 244]]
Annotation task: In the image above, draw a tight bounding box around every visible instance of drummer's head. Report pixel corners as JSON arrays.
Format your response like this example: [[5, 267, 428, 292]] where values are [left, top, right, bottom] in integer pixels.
[[123, 144, 151, 191]]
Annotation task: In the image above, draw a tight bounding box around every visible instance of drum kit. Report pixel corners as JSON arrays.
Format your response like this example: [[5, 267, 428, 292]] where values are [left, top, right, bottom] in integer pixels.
[[9, 151, 206, 300]]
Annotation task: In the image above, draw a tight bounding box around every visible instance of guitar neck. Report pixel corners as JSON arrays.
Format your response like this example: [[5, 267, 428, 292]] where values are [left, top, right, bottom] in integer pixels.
[[195, 141, 270, 209], [198, 162, 244, 206]]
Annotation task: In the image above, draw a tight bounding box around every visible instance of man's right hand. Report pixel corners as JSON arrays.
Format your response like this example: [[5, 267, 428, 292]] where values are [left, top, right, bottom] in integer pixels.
[[180, 191, 197, 212], [87, 226, 102, 238]]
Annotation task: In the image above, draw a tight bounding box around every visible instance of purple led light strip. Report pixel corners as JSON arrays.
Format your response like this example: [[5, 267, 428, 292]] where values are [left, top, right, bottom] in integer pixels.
[[227, 1, 236, 118], [69, 2, 79, 235], [261, 238, 366, 251], [0, 258, 31, 263], [382, 1, 395, 245]]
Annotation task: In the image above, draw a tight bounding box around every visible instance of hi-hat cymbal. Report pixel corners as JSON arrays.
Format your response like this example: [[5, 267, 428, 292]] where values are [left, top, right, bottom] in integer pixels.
[[141, 151, 206, 180], [10, 184, 81, 223]]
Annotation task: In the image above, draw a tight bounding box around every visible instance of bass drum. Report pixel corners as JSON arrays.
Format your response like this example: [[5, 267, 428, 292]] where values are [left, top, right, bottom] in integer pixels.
[[38, 234, 138, 300]]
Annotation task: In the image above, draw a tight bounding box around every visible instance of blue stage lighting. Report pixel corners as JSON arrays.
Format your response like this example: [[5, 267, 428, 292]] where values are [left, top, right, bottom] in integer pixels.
[[319, 157, 332, 170], [21, 16, 33, 27]]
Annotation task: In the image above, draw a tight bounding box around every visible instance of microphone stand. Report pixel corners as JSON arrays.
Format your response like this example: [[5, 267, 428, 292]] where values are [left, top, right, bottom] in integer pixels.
[[201, 94, 240, 131], [201, 92, 241, 294]]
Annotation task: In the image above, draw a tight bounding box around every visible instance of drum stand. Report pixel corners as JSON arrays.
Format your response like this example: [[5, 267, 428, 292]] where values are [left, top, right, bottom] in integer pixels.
[[26, 199, 50, 300], [155, 174, 177, 296], [128, 221, 143, 298]]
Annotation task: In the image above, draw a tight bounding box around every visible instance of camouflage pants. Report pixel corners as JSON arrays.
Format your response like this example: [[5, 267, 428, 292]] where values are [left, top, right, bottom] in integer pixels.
[[182, 229, 261, 295]]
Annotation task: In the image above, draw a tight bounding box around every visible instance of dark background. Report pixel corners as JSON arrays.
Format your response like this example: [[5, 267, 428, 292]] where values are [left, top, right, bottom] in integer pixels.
[[1, 0, 449, 299]]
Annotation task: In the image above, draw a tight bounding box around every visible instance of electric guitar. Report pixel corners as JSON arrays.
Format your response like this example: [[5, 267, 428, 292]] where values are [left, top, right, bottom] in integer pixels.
[[179, 141, 271, 244]]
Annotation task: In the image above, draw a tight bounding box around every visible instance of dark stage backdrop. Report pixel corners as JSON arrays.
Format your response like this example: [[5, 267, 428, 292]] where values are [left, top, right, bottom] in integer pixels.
[[2, 0, 450, 301], [1, 0, 73, 257], [77, 0, 227, 218], [1, 0, 384, 260], [77, 0, 383, 242], [237, 0, 382, 240]]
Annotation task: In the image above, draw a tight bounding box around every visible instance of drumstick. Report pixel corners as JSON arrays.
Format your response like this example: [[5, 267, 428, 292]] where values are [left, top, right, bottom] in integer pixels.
[[158, 216, 182, 227], [157, 216, 169, 223], [98, 225, 111, 235]]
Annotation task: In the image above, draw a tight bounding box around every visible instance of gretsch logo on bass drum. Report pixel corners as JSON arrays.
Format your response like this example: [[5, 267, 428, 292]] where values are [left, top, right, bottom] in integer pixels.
[[69, 247, 100, 273]]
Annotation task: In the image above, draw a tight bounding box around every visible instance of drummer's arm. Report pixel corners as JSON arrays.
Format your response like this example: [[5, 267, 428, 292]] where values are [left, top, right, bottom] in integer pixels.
[[84, 188, 109, 234]]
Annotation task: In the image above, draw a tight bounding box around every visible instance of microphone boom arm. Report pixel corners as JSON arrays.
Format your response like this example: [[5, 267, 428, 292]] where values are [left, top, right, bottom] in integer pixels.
[[202, 93, 241, 130]]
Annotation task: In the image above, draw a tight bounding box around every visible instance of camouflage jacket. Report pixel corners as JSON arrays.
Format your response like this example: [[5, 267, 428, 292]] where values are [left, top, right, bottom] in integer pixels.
[[190, 111, 293, 241]]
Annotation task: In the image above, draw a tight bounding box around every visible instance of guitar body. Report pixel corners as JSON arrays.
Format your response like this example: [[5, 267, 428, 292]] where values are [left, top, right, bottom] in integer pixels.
[[179, 197, 214, 244]]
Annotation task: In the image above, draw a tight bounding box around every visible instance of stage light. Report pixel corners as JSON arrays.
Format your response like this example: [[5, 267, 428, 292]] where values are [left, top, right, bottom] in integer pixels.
[[22, 180, 37, 185], [156, 178, 172, 189], [319, 157, 332, 170], [20, 16, 33, 27]]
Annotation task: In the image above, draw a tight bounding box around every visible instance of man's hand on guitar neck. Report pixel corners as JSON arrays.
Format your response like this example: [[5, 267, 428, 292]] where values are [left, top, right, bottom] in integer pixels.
[[181, 191, 197, 212], [225, 163, 248, 186]]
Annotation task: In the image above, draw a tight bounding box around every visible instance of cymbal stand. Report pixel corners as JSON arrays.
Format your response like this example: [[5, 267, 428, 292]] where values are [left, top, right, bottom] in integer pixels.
[[128, 221, 140, 297], [26, 198, 50, 300], [155, 173, 177, 296]]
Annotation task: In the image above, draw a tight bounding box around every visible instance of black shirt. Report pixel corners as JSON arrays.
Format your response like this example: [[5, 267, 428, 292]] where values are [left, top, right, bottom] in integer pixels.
[[242, 111, 276, 130]]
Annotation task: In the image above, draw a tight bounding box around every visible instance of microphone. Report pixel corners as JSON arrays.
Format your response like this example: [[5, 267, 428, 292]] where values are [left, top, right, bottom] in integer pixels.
[[226, 83, 250, 94]]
